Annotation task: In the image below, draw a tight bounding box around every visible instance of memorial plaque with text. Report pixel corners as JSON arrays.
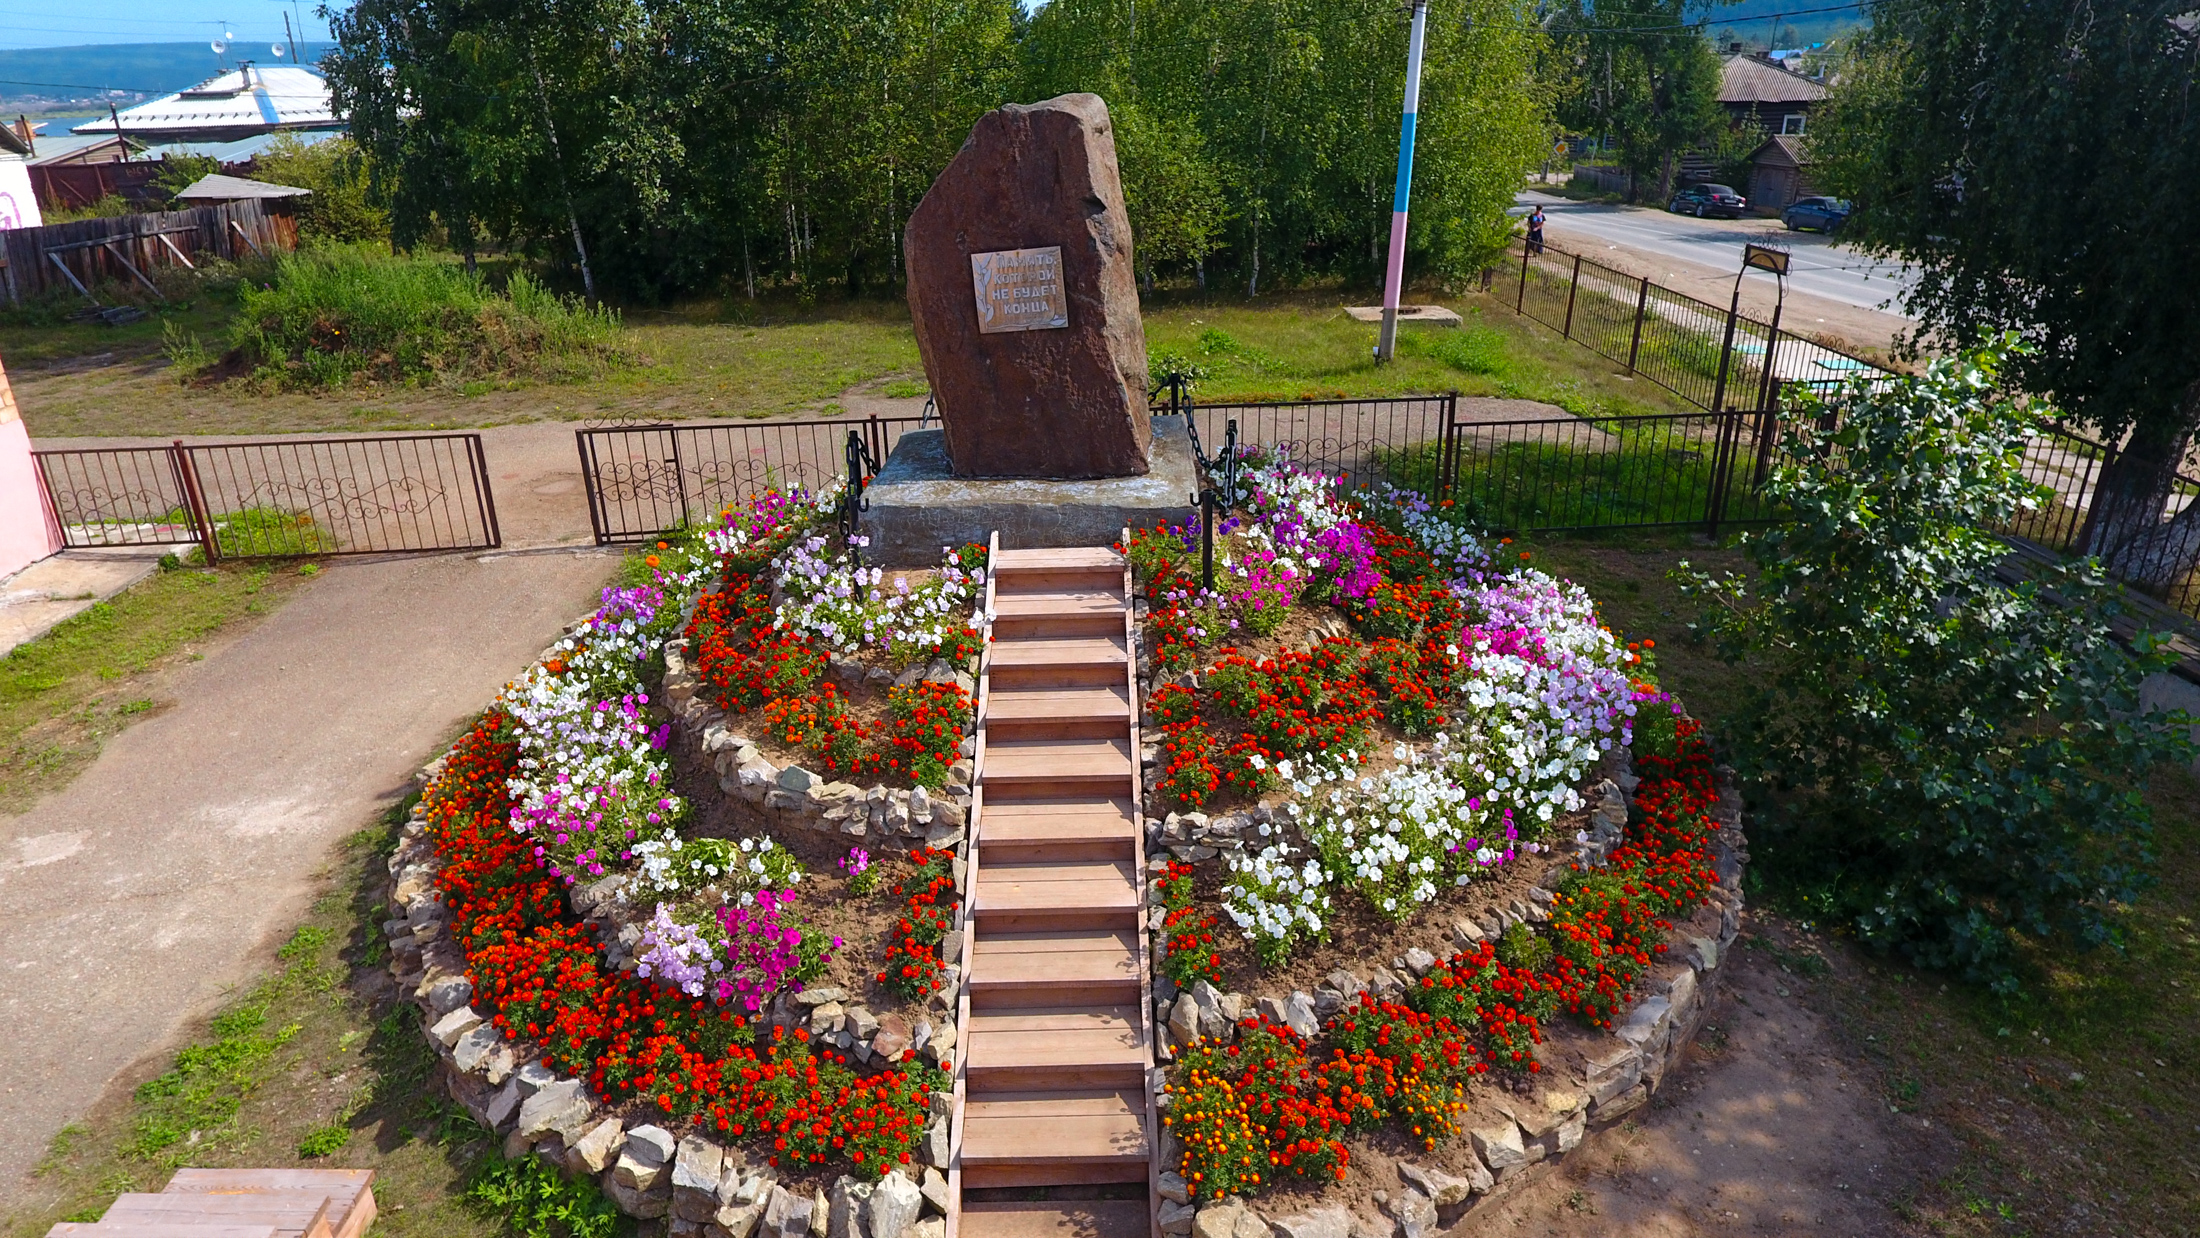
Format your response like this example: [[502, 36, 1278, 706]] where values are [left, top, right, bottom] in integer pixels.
[[970, 247, 1068, 333]]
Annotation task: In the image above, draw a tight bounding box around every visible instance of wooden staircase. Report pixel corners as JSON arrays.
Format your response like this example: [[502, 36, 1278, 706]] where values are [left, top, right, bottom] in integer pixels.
[[48, 1170, 377, 1238], [949, 540, 1156, 1238]]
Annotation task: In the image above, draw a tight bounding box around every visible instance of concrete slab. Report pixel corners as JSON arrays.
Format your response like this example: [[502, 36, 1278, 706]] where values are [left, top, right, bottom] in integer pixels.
[[0, 546, 174, 657], [859, 415, 1199, 565], [1344, 305, 1462, 325]]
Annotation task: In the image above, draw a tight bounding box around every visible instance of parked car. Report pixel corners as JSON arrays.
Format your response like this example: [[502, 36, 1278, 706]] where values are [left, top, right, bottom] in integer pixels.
[[1783, 196, 1853, 233], [1666, 183, 1748, 218]]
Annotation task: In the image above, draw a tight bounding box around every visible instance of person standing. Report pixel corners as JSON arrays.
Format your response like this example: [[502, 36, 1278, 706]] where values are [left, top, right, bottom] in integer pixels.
[[1527, 205, 1547, 255]]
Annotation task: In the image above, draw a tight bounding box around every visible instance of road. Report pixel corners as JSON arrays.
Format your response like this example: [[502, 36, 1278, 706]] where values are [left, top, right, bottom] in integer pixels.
[[1515, 190, 1918, 320]]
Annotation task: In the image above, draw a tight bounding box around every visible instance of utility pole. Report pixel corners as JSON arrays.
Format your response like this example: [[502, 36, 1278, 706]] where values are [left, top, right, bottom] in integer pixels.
[[1376, 0, 1430, 363]]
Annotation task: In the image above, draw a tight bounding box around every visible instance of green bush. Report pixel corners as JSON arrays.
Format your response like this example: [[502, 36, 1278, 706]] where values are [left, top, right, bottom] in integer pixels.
[[465, 1151, 625, 1238], [251, 134, 387, 244], [1680, 341, 2196, 990], [224, 246, 627, 389]]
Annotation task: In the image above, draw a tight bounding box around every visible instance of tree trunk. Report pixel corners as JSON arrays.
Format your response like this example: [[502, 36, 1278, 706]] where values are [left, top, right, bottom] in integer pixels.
[[2084, 382, 2200, 587]]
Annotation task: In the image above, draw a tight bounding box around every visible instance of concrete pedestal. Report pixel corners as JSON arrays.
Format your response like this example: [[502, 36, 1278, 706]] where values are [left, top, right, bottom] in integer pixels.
[[859, 415, 1199, 566]]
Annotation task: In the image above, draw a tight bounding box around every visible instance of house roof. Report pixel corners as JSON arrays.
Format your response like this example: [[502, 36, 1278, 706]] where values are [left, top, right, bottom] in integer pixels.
[[27, 134, 142, 166], [71, 64, 340, 140], [1720, 55, 1829, 108], [1750, 134, 1811, 168], [174, 172, 311, 202]]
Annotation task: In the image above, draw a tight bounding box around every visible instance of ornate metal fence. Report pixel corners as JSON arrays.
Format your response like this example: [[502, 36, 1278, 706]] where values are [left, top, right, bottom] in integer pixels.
[[575, 415, 923, 544], [32, 433, 501, 561], [1506, 235, 1894, 414]]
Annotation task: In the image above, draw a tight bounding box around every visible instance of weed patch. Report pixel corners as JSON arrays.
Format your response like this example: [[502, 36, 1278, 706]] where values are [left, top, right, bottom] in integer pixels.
[[218, 246, 627, 390]]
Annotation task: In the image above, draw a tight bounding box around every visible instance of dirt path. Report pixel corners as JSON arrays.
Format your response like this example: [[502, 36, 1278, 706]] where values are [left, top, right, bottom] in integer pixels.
[[1458, 917, 1951, 1238], [0, 547, 619, 1200]]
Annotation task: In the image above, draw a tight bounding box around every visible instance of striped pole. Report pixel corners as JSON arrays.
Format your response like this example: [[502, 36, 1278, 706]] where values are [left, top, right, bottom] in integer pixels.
[[1376, 0, 1431, 362]]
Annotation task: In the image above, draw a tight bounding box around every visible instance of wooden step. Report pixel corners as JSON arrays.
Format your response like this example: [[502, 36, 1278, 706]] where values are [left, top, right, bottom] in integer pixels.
[[980, 797, 1138, 860], [160, 1172, 374, 1238], [987, 636, 1128, 689], [47, 1226, 280, 1238], [100, 1197, 334, 1238], [961, 1089, 1149, 1186], [991, 590, 1126, 639], [982, 738, 1134, 795], [993, 547, 1126, 571], [969, 929, 1141, 1005], [957, 1201, 1151, 1238], [984, 685, 1132, 740], [973, 860, 1139, 928], [963, 1004, 1147, 1090]]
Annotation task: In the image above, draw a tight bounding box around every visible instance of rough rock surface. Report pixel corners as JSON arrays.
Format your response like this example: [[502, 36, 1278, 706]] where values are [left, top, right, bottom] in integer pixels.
[[903, 92, 1151, 479]]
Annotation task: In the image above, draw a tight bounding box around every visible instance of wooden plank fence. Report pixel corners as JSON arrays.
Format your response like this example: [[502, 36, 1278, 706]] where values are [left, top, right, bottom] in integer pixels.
[[0, 199, 296, 304]]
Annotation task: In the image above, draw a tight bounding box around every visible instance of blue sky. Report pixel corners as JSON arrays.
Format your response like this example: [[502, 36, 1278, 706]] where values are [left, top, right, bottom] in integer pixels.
[[0, 0, 331, 50]]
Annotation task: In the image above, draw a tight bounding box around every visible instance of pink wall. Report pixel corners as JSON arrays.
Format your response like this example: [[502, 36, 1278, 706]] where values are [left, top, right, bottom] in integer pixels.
[[0, 359, 61, 580]]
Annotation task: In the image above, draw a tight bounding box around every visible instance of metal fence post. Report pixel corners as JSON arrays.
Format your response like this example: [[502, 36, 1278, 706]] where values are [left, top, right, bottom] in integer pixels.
[[1753, 312, 1785, 420], [468, 433, 504, 549], [1516, 239, 1530, 312], [1200, 488, 1216, 594], [668, 429, 692, 530], [1438, 391, 1458, 500], [171, 439, 218, 564], [1709, 283, 1744, 414], [1625, 276, 1649, 374], [1561, 254, 1582, 339], [576, 430, 610, 547], [1704, 409, 1744, 538]]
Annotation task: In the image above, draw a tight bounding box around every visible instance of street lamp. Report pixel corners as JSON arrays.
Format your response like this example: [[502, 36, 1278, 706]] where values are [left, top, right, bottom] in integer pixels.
[[1711, 243, 1790, 414]]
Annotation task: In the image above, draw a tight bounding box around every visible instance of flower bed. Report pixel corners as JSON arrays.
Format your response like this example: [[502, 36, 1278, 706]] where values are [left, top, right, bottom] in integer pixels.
[[1132, 448, 1741, 1214], [386, 486, 996, 1218]]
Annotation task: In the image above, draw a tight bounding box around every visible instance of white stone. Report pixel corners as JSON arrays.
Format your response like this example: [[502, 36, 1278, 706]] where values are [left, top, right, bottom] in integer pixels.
[[827, 1175, 872, 1238], [1266, 1208, 1351, 1238], [432, 1006, 484, 1046], [1469, 1118, 1529, 1171], [565, 1117, 625, 1176], [423, 974, 473, 1015], [674, 1136, 729, 1222], [762, 1185, 813, 1238], [484, 1078, 523, 1130], [918, 1168, 950, 1216], [865, 1168, 922, 1238], [711, 1202, 765, 1238], [1159, 1201, 1196, 1237], [1156, 1170, 1191, 1204], [1396, 1162, 1478, 1206], [517, 1078, 593, 1142], [452, 1023, 501, 1073], [1192, 1203, 1243, 1238], [1616, 996, 1673, 1054], [626, 1123, 679, 1168]]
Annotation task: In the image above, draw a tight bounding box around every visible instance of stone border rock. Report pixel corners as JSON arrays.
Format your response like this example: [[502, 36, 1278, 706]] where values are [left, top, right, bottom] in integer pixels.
[[381, 613, 967, 1238], [1138, 743, 1750, 1236]]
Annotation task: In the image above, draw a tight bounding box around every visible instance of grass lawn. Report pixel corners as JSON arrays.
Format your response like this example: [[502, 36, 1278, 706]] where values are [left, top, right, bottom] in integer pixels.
[[0, 561, 316, 814], [1530, 530, 2200, 1238], [7, 276, 1694, 440]]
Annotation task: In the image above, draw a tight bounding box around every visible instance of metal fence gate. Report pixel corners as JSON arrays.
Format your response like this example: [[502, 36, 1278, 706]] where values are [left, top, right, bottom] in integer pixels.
[[32, 433, 502, 562], [575, 415, 922, 544]]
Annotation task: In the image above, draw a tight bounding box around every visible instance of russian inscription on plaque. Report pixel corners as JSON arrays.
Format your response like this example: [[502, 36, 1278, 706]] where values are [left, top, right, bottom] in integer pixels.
[[970, 246, 1068, 334]]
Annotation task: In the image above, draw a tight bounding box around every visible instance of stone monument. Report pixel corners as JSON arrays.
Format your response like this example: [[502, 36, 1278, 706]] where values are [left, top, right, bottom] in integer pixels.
[[859, 93, 1196, 564], [903, 92, 1152, 478]]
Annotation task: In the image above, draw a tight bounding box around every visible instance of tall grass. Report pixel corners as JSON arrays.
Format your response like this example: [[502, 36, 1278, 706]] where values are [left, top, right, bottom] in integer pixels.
[[225, 245, 627, 389]]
